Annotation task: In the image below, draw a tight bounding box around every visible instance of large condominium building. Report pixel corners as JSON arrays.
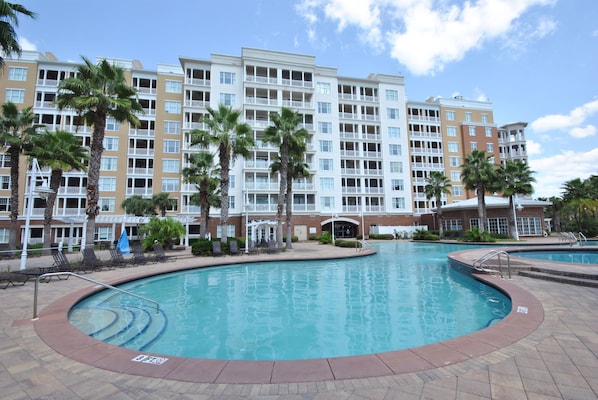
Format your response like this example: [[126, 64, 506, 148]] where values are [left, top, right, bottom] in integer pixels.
[[0, 47, 523, 247]]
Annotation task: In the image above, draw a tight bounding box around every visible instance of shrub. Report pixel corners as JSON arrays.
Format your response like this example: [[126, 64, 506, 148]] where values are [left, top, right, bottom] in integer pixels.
[[139, 217, 185, 249], [368, 233, 393, 240], [412, 228, 440, 241], [319, 231, 333, 244], [191, 238, 212, 256], [463, 227, 496, 242], [335, 239, 362, 248], [282, 236, 299, 243]]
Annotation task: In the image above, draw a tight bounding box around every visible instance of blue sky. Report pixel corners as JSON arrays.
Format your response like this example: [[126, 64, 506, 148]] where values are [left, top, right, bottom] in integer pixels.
[[16, 0, 598, 199]]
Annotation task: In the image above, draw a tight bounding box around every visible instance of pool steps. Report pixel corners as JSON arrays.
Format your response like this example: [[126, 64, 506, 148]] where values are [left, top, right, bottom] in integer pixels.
[[519, 267, 598, 288]]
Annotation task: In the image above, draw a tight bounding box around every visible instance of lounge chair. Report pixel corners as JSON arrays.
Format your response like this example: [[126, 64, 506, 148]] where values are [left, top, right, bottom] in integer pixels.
[[247, 239, 259, 255], [52, 252, 77, 273], [267, 240, 280, 254], [0, 272, 30, 289], [131, 243, 153, 264], [212, 241, 223, 257], [152, 243, 175, 262], [109, 248, 133, 267], [229, 240, 241, 256], [82, 248, 114, 271]]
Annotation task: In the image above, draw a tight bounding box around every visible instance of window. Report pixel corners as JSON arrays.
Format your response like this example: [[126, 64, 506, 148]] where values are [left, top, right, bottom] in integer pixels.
[[1, 175, 10, 189], [449, 156, 460, 167], [452, 186, 463, 196], [392, 197, 405, 209], [0, 197, 9, 212], [219, 93, 236, 106], [389, 161, 403, 173], [228, 196, 235, 209], [448, 142, 458, 152], [162, 178, 179, 192], [162, 159, 180, 173], [164, 120, 181, 134], [391, 179, 404, 191], [481, 113, 488, 124], [446, 110, 455, 121], [442, 219, 463, 231], [8, 67, 27, 81], [319, 158, 333, 171], [446, 126, 457, 137], [319, 177, 334, 190], [94, 226, 112, 241], [470, 142, 477, 151], [318, 121, 332, 134], [105, 118, 119, 131], [319, 140, 332, 152], [316, 82, 331, 94], [485, 127, 493, 137], [103, 137, 119, 151], [317, 102, 331, 114], [389, 144, 402, 155], [165, 80, 182, 93], [385, 89, 399, 101], [388, 127, 400, 138], [465, 112, 472, 122], [469, 126, 476, 136], [217, 224, 235, 239], [487, 143, 494, 152], [229, 175, 235, 189], [98, 177, 116, 191], [164, 101, 181, 114], [100, 157, 117, 171], [5, 89, 25, 103], [99, 198, 115, 212], [387, 108, 399, 119], [219, 72, 236, 85], [450, 171, 460, 181], [163, 140, 180, 153], [166, 198, 178, 212], [320, 196, 334, 209], [0, 227, 8, 243]]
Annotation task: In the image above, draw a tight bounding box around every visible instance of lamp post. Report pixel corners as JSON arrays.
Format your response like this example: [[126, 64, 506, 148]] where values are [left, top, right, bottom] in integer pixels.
[[244, 191, 249, 254], [512, 195, 523, 241], [331, 212, 338, 245], [20, 158, 53, 271], [360, 204, 365, 240]]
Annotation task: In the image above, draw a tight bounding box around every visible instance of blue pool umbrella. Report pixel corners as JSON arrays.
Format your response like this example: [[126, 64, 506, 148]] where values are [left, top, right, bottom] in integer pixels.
[[117, 230, 130, 254]]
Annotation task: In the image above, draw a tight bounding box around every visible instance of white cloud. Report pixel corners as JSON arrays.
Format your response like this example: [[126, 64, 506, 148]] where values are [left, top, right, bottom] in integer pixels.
[[525, 139, 543, 156], [295, 0, 556, 75], [530, 99, 598, 139], [19, 37, 37, 51], [529, 148, 598, 198]]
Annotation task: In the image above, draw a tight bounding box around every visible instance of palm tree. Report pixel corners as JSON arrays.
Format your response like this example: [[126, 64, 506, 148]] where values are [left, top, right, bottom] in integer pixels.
[[0, 102, 40, 250], [121, 195, 155, 217], [270, 139, 310, 249], [189, 104, 254, 242], [495, 160, 535, 240], [461, 150, 496, 232], [152, 192, 172, 217], [182, 151, 220, 238], [56, 57, 143, 248], [0, 1, 36, 67], [424, 171, 452, 238], [263, 107, 309, 249], [27, 130, 89, 255]]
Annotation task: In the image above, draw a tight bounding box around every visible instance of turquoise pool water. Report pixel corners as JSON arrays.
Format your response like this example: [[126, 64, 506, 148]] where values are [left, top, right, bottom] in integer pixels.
[[512, 250, 598, 264], [69, 242, 511, 361]]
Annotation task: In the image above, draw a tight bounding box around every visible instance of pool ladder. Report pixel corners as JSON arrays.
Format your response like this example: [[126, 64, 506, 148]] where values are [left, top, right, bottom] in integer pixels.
[[358, 240, 372, 252], [32, 272, 160, 320], [473, 250, 511, 279]]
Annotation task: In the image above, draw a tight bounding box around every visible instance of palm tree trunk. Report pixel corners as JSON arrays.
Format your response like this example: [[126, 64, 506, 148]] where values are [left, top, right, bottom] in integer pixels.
[[436, 195, 444, 238], [42, 170, 62, 255], [199, 180, 209, 238], [285, 173, 293, 249], [219, 146, 230, 242], [477, 186, 486, 232], [508, 195, 517, 239], [86, 116, 106, 248]]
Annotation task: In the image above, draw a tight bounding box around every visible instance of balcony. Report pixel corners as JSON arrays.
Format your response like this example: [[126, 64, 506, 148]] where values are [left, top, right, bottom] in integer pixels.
[[57, 187, 86, 195], [127, 168, 154, 175], [126, 188, 153, 196], [245, 182, 279, 191], [245, 97, 278, 107], [245, 160, 271, 169], [282, 100, 312, 109], [185, 77, 210, 87], [128, 148, 155, 156], [281, 79, 313, 89], [129, 128, 155, 137], [292, 204, 316, 212], [184, 99, 208, 108]]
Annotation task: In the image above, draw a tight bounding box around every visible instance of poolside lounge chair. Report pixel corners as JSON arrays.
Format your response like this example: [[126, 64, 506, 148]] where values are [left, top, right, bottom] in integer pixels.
[[131, 243, 153, 264], [212, 241, 223, 257], [109, 248, 133, 267], [0, 272, 30, 289], [82, 248, 114, 271], [247, 239, 259, 255], [229, 240, 241, 256], [152, 243, 176, 262], [52, 252, 77, 273], [267, 240, 280, 254]]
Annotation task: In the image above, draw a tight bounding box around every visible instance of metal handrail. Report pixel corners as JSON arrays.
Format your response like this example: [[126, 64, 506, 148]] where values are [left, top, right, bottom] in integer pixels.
[[358, 240, 372, 252], [578, 232, 587, 246], [473, 249, 511, 279], [32, 272, 160, 320]]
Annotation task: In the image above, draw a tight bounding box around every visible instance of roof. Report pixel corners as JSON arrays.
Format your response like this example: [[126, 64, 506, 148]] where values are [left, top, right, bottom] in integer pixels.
[[441, 196, 551, 211]]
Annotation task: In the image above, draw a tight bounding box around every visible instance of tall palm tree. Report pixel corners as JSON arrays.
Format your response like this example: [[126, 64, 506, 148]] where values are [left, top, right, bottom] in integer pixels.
[[0, 1, 36, 67], [0, 102, 39, 250], [182, 151, 220, 238], [121, 195, 155, 217], [424, 171, 452, 238], [495, 160, 535, 240], [152, 192, 172, 217], [27, 130, 89, 255], [263, 107, 309, 249], [56, 57, 143, 248], [189, 104, 254, 242], [461, 150, 496, 232]]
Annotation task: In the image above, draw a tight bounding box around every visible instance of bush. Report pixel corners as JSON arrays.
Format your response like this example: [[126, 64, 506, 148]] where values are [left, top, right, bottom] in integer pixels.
[[463, 227, 496, 242], [319, 231, 333, 244], [412, 228, 440, 241], [335, 239, 362, 248], [139, 217, 185, 249], [191, 238, 212, 256], [282, 236, 299, 243], [368, 233, 393, 240]]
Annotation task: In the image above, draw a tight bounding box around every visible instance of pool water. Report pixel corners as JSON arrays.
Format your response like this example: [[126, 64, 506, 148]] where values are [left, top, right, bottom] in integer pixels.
[[512, 250, 598, 264], [69, 242, 511, 361]]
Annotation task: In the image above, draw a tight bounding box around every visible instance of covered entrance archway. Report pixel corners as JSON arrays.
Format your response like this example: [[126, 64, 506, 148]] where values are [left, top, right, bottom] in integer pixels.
[[321, 217, 359, 239]]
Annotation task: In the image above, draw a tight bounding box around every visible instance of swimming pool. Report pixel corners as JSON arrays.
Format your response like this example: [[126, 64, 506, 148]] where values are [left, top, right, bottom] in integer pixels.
[[69, 241, 511, 361], [511, 249, 598, 264]]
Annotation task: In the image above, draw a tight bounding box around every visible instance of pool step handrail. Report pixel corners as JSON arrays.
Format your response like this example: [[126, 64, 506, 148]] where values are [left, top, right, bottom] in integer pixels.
[[578, 232, 587, 246], [473, 250, 511, 279], [32, 271, 160, 320], [358, 240, 372, 252]]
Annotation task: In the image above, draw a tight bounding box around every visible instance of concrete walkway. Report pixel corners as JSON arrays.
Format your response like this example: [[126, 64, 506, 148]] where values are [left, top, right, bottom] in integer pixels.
[[1, 240, 598, 399]]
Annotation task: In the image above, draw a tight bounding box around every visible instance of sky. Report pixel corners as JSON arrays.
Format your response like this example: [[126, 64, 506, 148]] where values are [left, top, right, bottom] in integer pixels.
[[14, 0, 598, 199]]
